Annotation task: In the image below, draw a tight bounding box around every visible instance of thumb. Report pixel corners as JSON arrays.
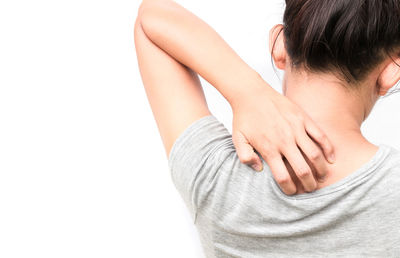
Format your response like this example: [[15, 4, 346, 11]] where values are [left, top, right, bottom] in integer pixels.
[[232, 130, 264, 172]]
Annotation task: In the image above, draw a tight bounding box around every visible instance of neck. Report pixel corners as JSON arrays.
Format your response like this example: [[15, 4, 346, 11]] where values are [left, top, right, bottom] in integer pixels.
[[284, 72, 371, 144], [283, 72, 380, 193]]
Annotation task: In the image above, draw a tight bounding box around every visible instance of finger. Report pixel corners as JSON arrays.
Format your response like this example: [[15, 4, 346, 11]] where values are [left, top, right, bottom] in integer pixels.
[[232, 130, 263, 172], [263, 153, 297, 195], [304, 117, 336, 164], [296, 129, 329, 181], [282, 146, 317, 192]]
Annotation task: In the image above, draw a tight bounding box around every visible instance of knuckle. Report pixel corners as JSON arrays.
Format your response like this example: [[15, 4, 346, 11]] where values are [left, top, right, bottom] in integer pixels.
[[239, 153, 253, 164], [260, 131, 270, 139], [295, 113, 305, 124], [289, 113, 305, 126], [279, 131, 294, 146], [260, 145, 276, 158], [309, 149, 321, 161], [283, 127, 295, 138], [259, 134, 272, 146], [297, 167, 312, 178], [276, 175, 291, 185], [319, 133, 328, 143]]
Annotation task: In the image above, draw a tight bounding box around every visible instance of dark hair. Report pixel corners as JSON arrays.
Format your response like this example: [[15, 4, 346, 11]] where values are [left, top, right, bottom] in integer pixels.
[[282, 0, 400, 85]]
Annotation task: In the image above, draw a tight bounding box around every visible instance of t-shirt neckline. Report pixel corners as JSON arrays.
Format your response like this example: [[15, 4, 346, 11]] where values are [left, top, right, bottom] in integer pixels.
[[268, 143, 393, 200]]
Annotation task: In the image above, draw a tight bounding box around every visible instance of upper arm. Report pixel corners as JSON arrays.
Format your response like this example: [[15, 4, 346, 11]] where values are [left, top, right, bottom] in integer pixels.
[[167, 114, 235, 222], [134, 3, 212, 158]]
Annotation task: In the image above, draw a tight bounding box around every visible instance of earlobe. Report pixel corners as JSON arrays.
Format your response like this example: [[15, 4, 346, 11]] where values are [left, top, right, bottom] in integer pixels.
[[269, 24, 286, 70], [377, 57, 400, 96]]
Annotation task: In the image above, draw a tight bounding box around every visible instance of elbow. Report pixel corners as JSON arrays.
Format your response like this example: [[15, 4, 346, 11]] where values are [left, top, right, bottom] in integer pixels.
[[135, 2, 148, 27], [134, 1, 164, 44], [135, 2, 157, 35], [134, 1, 156, 39], [136, 0, 179, 30], [134, 0, 179, 44], [136, 0, 170, 25], [137, 1, 152, 20]]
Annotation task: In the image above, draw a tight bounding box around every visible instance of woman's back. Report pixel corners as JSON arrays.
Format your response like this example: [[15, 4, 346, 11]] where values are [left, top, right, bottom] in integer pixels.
[[169, 115, 400, 257]]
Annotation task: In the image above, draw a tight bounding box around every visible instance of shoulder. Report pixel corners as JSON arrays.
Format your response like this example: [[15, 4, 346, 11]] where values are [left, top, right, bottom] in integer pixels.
[[168, 115, 236, 172], [167, 114, 237, 221], [382, 144, 400, 171]]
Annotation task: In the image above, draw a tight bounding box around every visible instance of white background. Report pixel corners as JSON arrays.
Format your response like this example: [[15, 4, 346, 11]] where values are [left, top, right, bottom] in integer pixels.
[[0, 0, 399, 257]]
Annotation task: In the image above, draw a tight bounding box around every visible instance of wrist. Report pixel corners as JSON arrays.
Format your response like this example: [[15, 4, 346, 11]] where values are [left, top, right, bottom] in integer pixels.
[[228, 72, 277, 111]]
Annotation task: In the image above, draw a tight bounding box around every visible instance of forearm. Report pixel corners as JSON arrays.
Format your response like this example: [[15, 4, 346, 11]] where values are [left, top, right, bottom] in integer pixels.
[[136, 0, 274, 108]]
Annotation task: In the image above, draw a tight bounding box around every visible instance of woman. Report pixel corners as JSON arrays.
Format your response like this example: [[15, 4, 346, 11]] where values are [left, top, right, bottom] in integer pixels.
[[135, 0, 400, 257]]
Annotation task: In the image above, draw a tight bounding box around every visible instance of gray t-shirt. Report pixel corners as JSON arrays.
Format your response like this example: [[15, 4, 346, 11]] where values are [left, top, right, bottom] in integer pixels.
[[168, 115, 400, 258]]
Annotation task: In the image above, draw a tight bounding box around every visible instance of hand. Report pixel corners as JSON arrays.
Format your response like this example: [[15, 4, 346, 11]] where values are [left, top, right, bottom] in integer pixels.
[[230, 83, 335, 195]]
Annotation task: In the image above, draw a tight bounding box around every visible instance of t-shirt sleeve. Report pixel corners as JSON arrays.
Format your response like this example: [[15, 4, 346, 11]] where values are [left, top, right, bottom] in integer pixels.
[[168, 114, 235, 223]]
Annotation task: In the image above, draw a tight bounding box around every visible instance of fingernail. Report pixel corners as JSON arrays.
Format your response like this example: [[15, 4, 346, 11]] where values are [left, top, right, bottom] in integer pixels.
[[318, 175, 327, 182], [251, 163, 263, 172]]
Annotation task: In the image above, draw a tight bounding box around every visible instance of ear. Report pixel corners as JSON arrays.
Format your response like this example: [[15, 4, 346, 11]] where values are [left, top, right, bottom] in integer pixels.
[[377, 57, 400, 96], [269, 24, 286, 70]]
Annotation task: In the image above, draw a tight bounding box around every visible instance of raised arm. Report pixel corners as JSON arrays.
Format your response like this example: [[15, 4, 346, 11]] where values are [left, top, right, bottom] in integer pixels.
[[135, 0, 335, 195]]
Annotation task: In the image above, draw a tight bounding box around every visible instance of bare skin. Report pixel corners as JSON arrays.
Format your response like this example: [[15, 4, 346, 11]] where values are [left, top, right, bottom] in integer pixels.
[[269, 25, 400, 193], [135, 0, 337, 195]]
